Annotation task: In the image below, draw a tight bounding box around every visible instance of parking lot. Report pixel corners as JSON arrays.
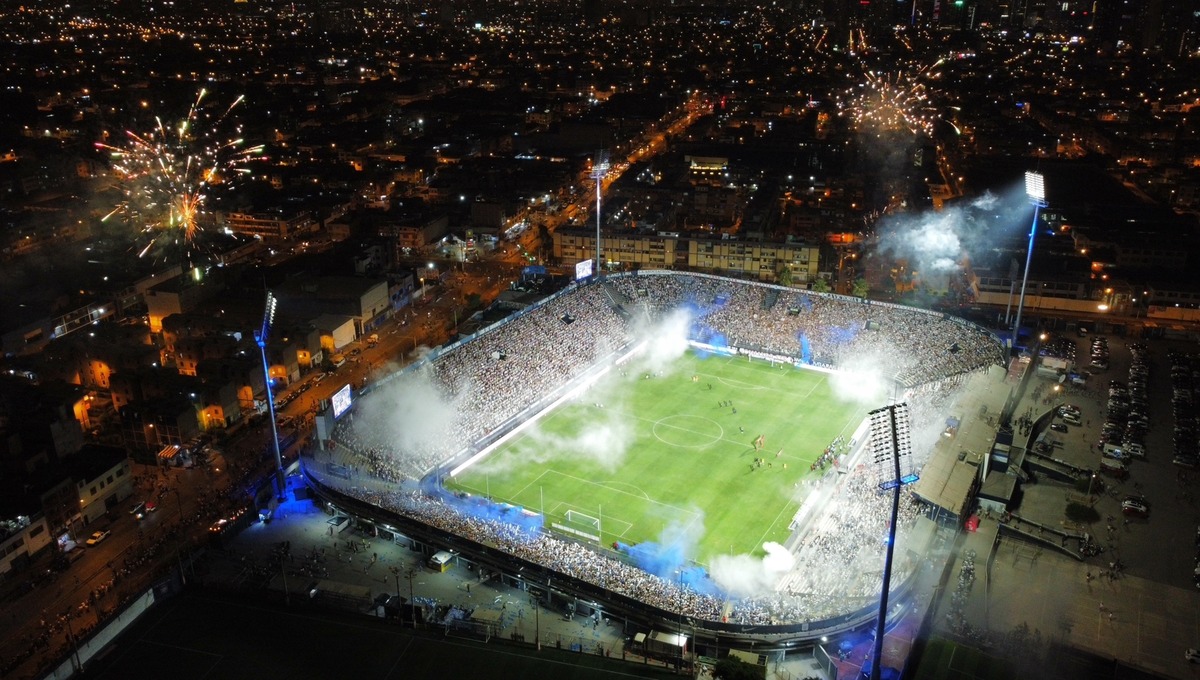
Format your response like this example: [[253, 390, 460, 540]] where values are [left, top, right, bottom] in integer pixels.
[[939, 331, 1200, 678]]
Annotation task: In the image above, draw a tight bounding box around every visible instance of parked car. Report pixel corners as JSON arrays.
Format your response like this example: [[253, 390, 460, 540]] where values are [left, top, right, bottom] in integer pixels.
[[85, 530, 110, 546], [1122, 499, 1150, 517], [1050, 423, 1069, 433]]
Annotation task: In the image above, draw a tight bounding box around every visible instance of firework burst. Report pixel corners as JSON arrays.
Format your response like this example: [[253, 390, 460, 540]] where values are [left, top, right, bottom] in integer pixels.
[[838, 59, 945, 137], [97, 89, 264, 260]]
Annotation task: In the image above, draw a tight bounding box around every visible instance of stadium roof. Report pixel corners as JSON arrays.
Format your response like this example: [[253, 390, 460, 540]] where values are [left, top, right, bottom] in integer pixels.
[[913, 451, 979, 518]]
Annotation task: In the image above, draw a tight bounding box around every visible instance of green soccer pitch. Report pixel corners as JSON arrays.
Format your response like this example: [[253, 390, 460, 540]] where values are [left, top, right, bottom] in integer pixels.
[[446, 351, 869, 566]]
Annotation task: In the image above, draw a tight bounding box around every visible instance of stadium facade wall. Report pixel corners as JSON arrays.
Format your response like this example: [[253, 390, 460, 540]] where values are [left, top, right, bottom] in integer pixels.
[[301, 465, 919, 645]]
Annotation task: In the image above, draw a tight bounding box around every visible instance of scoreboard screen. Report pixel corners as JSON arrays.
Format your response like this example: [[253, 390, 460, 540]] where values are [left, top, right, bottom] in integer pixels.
[[575, 259, 594, 280], [331, 384, 353, 419]]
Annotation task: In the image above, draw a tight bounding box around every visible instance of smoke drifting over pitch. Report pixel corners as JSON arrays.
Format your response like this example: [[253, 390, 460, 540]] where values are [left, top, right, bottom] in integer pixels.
[[472, 306, 695, 477], [631, 306, 694, 374]]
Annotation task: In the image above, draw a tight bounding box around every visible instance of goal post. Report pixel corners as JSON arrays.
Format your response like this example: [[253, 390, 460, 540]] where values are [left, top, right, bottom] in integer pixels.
[[553, 508, 603, 543], [565, 509, 601, 530]]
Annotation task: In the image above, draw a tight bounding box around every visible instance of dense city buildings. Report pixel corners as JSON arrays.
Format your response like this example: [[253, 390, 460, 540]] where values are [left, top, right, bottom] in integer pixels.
[[1, 0, 1199, 678]]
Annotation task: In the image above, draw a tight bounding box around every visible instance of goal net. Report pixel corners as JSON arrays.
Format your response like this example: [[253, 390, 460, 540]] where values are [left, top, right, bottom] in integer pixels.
[[565, 509, 600, 530]]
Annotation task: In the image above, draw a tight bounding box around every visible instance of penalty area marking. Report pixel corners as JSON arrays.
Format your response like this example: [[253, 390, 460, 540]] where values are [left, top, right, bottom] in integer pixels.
[[801, 373, 826, 399], [713, 375, 768, 391], [596, 480, 652, 500], [547, 469, 704, 519]]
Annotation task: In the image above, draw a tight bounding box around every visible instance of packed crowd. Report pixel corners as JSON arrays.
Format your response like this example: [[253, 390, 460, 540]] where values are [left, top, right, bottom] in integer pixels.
[[332, 284, 629, 478], [339, 480, 735, 622], [313, 370, 969, 626], [310, 272, 995, 625], [334, 273, 999, 481], [608, 273, 1003, 386], [310, 419, 939, 628], [769, 472, 924, 623]]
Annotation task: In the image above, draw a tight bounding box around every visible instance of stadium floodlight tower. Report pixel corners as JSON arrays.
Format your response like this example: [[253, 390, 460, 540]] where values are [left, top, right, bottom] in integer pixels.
[[591, 151, 609, 277], [867, 402, 918, 680], [1011, 171, 1047, 352], [255, 291, 287, 501]]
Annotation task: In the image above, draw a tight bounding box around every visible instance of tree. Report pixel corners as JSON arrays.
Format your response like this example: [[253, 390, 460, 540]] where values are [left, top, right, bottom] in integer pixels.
[[713, 656, 763, 680], [811, 277, 831, 294], [852, 277, 870, 298], [777, 265, 794, 287], [1065, 502, 1100, 524]]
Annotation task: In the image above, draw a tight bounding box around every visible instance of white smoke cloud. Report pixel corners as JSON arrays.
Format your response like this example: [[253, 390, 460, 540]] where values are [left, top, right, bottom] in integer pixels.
[[828, 354, 893, 404], [473, 375, 637, 475], [520, 401, 636, 473], [630, 306, 694, 375], [459, 305, 697, 477], [708, 541, 796, 598], [355, 366, 465, 468], [909, 213, 964, 272], [875, 186, 1032, 278]]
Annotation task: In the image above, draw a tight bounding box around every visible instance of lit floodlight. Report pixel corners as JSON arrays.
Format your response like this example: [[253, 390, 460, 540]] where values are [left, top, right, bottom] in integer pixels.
[[591, 151, 609, 275], [1012, 172, 1049, 349], [255, 290, 286, 500], [1024, 171, 1046, 205], [868, 403, 917, 490], [866, 402, 916, 680]]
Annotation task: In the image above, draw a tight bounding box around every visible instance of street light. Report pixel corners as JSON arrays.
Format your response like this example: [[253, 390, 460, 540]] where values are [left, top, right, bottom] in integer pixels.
[[1011, 171, 1047, 352], [403, 567, 417, 628], [254, 291, 287, 501]]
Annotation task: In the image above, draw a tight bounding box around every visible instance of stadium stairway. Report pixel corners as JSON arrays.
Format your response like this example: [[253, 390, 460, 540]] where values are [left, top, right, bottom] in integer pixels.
[[601, 280, 652, 324], [761, 287, 780, 310]]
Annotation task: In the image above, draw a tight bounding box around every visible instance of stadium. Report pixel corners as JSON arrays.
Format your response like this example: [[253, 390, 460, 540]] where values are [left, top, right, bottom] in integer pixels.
[[301, 270, 1004, 645]]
